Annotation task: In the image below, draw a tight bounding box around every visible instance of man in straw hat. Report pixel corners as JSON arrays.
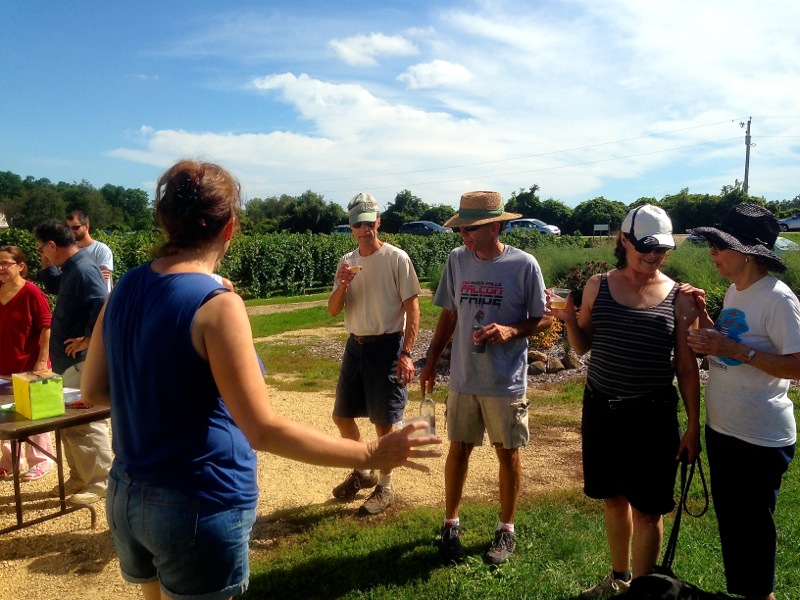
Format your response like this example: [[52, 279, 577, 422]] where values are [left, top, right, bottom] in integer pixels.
[[420, 190, 552, 565], [328, 192, 422, 515]]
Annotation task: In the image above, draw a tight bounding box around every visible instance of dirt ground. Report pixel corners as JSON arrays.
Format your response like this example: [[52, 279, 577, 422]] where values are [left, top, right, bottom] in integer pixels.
[[0, 319, 584, 600]]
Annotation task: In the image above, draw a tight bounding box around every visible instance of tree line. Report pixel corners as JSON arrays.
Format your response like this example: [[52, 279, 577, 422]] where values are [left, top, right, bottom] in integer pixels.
[[1, 169, 798, 237]]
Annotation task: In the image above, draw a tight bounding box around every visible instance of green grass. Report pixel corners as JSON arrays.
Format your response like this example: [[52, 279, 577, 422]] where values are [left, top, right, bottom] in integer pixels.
[[255, 340, 343, 392], [250, 306, 341, 338]]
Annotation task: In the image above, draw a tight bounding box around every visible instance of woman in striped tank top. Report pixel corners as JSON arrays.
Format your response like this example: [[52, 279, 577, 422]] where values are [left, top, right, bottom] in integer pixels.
[[548, 205, 701, 599]]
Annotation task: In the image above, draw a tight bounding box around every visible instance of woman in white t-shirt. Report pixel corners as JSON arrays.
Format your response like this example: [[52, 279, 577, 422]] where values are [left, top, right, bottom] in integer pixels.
[[687, 204, 800, 600]]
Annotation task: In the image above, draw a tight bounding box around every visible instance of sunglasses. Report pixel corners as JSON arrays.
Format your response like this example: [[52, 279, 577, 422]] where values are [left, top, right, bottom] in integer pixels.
[[70, 225, 84, 231], [633, 243, 670, 254], [454, 224, 486, 233], [351, 221, 376, 229]]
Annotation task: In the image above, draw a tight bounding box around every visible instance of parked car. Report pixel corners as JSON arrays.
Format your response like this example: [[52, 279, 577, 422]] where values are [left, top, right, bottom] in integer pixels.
[[684, 232, 705, 244], [331, 224, 352, 235], [778, 213, 800, 232], [399, 221, 453, 235], [774, 236, 800, 253], [503, 218, 561, 236]]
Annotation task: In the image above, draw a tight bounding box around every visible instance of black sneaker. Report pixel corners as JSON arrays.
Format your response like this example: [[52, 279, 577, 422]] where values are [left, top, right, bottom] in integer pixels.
[[332, 470, 378, 500], [484, 528, 516, 565], [439, 522, 466, 563]]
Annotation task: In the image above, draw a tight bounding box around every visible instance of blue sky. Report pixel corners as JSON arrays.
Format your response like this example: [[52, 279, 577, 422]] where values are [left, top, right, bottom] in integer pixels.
[[2, 0, 799, 212]]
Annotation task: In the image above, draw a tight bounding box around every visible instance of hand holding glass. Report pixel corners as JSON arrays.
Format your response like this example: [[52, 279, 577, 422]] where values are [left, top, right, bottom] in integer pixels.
[[547, 288, 571, 309], [348, 257, 362, 273]]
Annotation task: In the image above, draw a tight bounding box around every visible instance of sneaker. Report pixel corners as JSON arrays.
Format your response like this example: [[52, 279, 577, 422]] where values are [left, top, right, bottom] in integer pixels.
[[358, 485, 394, 515], [581, 572, 632, 598], [484, 528, 516, 565], [69, 491, 104, 505], [22, 466, 51, 481], [332, 470, 378, 500], [439, 522, 466, 564]]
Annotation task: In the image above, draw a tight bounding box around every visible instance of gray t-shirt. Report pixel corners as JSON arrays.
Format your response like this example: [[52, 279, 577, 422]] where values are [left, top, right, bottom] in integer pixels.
[[433, 244, 546, 396]]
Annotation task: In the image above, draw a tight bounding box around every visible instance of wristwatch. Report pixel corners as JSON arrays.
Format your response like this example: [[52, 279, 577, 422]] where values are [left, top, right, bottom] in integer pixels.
[[400, 350, 413, 358], [745, 347, 756, 364]]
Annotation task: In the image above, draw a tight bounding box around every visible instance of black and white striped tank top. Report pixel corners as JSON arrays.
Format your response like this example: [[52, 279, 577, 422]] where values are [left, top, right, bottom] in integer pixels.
[[587, 273, 678, 396]]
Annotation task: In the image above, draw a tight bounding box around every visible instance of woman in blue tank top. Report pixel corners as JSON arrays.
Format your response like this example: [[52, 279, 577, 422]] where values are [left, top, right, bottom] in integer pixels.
[[80, 160, 441, 600], [547, 205, 701, 598]]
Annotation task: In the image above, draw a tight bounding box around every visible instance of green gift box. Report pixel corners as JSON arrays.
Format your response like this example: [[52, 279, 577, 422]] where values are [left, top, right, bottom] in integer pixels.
[[12, 371, 65, 420]]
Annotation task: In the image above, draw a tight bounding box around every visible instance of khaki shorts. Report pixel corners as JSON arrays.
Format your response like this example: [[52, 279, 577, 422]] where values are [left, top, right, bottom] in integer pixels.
[[445, 391, 529, 449]]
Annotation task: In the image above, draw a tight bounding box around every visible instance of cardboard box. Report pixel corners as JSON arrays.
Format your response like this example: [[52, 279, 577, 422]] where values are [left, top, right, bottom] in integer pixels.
[[12, 371, 65, 420]]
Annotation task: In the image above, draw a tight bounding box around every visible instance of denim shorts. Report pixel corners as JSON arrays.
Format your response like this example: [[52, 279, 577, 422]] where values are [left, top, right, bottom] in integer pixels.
[[106, 469, 256, 600], [334, 333, 407, 425]]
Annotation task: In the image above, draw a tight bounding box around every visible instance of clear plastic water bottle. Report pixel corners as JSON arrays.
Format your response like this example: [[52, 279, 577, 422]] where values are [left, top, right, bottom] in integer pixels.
[[420, 396, 436, 436], [472, 309, 486, 354]]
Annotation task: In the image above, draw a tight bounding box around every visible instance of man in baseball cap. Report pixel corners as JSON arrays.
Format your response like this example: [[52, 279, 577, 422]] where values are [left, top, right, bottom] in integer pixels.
[[328, 192, 422, 516]]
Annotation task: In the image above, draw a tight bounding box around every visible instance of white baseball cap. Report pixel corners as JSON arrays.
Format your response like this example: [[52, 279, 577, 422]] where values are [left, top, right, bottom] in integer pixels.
[[621, 204, 675, 250]]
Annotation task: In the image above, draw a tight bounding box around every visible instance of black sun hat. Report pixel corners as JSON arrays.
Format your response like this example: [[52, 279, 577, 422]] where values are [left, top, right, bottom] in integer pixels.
[[692, 203, 786, 273]]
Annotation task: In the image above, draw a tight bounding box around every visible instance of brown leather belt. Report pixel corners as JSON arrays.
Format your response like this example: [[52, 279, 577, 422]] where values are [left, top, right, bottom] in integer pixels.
[[350, 332, 402, 344]]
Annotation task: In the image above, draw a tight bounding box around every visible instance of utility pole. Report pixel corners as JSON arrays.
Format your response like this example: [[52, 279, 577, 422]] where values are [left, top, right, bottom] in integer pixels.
[[741, 117, 752, 195]]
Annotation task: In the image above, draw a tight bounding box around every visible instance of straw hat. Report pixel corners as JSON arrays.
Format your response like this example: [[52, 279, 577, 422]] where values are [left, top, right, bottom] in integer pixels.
[[443, 191, 521, 228], [692, 203, 785, 273]]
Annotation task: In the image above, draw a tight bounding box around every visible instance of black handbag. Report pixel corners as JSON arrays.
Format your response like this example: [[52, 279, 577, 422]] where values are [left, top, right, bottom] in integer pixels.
[[624, 459, 735, 600]]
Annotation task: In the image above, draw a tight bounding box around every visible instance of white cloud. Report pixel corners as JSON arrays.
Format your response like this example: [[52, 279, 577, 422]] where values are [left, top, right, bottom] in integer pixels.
[[328, 33, 418, 66], [398, 60, 472, 89], [108, 0, 800, 207]]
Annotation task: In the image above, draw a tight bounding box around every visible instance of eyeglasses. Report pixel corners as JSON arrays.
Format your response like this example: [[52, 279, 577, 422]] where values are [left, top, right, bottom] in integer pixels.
[[351, 222, 376, 229], [37, 243, 47, 254], [0, 261, 17, 269], [70, 225, 84, 231]]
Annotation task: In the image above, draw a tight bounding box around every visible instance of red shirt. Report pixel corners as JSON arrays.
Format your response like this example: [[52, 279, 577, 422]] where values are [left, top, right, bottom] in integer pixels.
[[0, 281, 52, 374]]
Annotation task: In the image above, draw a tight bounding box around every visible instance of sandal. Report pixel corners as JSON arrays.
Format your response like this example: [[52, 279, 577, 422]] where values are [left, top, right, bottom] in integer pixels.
[[22, 466, 50, 481], [0, 467, 12, 479]]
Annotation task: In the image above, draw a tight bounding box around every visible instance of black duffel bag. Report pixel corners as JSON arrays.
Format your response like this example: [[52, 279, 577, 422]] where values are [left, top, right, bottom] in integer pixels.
[[625, 565, 734, 599]]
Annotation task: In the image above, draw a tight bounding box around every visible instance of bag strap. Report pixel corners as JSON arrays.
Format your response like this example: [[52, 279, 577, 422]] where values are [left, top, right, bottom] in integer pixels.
[[662, 457, 709, 570]]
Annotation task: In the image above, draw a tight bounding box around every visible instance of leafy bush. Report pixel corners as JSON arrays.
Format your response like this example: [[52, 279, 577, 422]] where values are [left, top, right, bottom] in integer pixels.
[[0, 228, 38, 266], [534, 242, 615, 292], [558, 260, 610, 308]]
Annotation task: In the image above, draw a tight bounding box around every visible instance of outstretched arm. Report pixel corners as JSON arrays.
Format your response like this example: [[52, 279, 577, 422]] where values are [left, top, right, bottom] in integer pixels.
[[197, 292, 441, 472]]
